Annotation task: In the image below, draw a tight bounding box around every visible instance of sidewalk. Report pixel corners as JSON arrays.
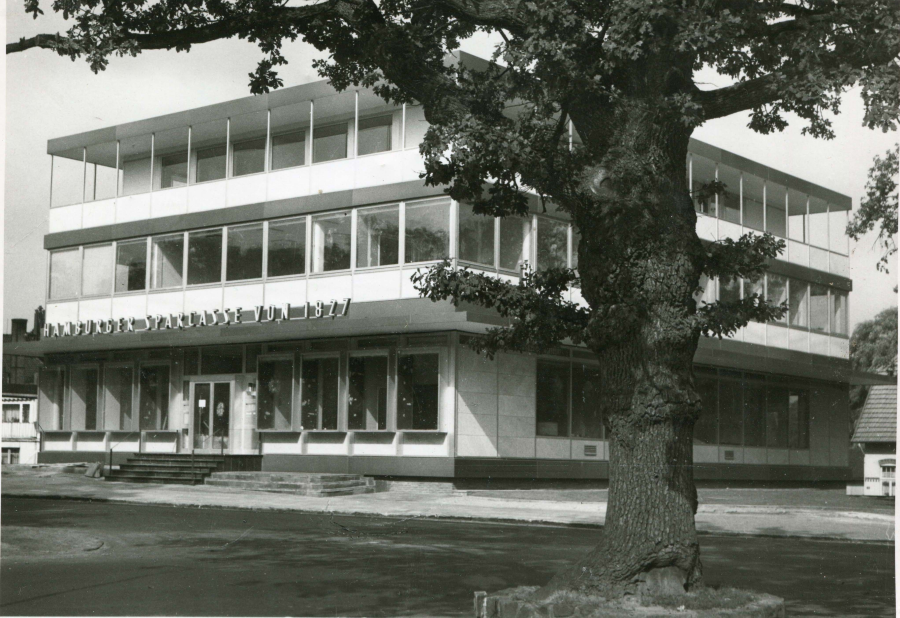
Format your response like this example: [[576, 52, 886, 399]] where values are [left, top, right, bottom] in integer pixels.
[[1, 466, 894, 543]]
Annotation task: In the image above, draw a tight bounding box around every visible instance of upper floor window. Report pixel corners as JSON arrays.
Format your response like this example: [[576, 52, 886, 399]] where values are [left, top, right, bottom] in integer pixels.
[[313, 124, 348, 163], [232, 139, 266, 177], [115, 240, 147, 293], [312, 212, 352, 272], [272, 131, 306, 170], [357, 115, 393, 156], [151, 234, 184, 290], [49, 249, 80, 300], [405, 200, 450, 264], [458, 204, 495, 267], [82, 244, 113, 297], [499, 216, 530, 271], [357, 205, 399, 268], [536, 217, 568, 270], [268, 217, 306, 277], [226, 223, 263, 281], [187, 229, 223, 285]]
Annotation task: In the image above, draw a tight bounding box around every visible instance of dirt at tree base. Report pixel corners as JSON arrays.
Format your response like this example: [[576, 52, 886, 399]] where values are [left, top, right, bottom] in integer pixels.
[[475, 586, 785, 618]]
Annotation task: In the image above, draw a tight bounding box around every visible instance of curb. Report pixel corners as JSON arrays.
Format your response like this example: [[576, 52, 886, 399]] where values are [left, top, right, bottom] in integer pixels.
[[3, 491, 894, 544]]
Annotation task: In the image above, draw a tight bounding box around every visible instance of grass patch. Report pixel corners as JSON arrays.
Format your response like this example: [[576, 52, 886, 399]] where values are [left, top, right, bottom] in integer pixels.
[[642, 586, 757, 610]]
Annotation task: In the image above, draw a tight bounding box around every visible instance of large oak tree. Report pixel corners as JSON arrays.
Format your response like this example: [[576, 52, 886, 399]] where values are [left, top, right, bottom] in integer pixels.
[[9, 0, 899, 599]]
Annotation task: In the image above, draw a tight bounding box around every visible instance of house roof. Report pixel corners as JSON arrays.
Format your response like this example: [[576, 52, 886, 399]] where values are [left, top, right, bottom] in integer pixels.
[[852, 384, 898, 443]]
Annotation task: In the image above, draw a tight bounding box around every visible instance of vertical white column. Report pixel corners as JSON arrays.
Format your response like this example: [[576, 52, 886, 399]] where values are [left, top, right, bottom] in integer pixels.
[[93, 163, 98, 202], [714, 163, 720, 240], [398, 201, 406, 267], [568, 119, 573, 152], [81, 147, 87, 204], [739, 172, 744, 228], [805, 195, 810, 246], [225, 118, 231, 178], [265, 110, 271, 172], [762, 181, 767, 233], [309, 100, 315, 165], [49, 155, 55, 208], [401, 104, 406, 150], [350, 208, 358, 270], [149, 134, 155, 193], [353, 91, 359, 158], [186, 126, 192, 186], [784, 190, 789, 244], [114, 141, 120, 199]]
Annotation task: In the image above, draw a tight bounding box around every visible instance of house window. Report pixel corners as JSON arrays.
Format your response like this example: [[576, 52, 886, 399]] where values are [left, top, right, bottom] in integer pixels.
[[571, 363, 603, 439], [2, 448, 20, 464], [356, 205, 400, 268], [70, 367, 100, 430], [498, 217, 530, 271], [789, 279, 809, 328], [160, 153, 188, 189], [49, 249, 81, 300], [271, 131, 306, 170], [348, 355, 389, 430], [81, 244, 113, 297], [397, 353, 439, 430], [788, 390, 809, 449], [115, 239, 147, 293], [313, 124, 348, 163], [694, 370, 718, 445], [536, 360, 570, 437], [301, 357, 340, 430], [809, 284, 829, 333], [232, 138, 266, 177], [536, 218, 568, 270], [3, 404, 21, 423], [195, 145, 227, 183], [312, 212, 352, 272], [268, 218, 307, 277], [151, 234, 184, 289], [257, 357, 294, 431], [226, 223, 263, 281], [187, 229, 223, 285], [458, 204, 495, 267], [357, 115, 392, 156], [104, 366, 134, 431], [405, 200, 451, 264], [139, 365, 170, 430], [766, 274, 788, 323]]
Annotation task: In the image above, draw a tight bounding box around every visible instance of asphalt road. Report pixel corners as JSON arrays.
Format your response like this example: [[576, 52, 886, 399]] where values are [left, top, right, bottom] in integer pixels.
[[0, 497, 894, 617]]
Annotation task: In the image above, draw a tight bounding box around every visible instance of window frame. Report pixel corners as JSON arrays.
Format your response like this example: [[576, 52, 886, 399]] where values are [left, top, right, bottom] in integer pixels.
[[403, 198, 453, 266], [299, 352, 343, 431], [265, 215, 310, 280], [347, 349, 392, 431], [255, 353, 296, 432], [66, 363, 103, 432], [103, 362, 136, 431], [355, 203, 401, 271], [535, 356, 573, 439], [186, 226, 226, 288], [225, 222, 265, 283], [149, 232, 187, 291], [270, 129, 308, 171], [114, 238, 150, 295], [395, 346, 445, 432], [48, 247, 83, 301], [137, 361, 172, 432]]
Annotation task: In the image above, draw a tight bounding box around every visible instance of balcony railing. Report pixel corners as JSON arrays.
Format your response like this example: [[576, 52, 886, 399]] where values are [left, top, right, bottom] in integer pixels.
[[2, 422, 38, 440]]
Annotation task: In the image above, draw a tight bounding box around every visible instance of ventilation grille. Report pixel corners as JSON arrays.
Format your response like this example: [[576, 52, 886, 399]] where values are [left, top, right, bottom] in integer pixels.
[[724, 450, 735, 461], [583, 445, 598, 457]]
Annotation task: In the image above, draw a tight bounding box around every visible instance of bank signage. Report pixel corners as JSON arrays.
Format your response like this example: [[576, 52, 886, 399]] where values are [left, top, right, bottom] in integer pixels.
[[43, 299, 351, 339]]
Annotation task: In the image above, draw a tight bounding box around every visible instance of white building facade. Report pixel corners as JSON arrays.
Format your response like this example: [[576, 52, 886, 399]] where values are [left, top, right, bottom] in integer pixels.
[[33, 64, 854, 480]]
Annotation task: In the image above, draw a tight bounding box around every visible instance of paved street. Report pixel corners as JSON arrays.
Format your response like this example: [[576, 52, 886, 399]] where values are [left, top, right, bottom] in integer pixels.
[[1, 498, 894, 617]]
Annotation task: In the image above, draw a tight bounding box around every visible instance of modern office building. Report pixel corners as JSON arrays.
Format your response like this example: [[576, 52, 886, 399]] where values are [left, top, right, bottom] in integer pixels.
[[30, 54, 855, 480]]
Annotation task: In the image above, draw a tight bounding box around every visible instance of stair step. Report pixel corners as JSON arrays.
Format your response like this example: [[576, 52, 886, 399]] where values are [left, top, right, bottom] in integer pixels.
[[108, 470, 209, 479], [120, 463, 219, 471], [106, 474, 201, 485], [211, 472, 361, 482], [203, 478, 375, 496], [129, 456, 225, 463]]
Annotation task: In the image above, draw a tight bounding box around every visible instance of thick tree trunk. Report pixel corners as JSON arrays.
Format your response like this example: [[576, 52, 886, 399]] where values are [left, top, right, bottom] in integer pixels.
[[540, 99, 705, 599]]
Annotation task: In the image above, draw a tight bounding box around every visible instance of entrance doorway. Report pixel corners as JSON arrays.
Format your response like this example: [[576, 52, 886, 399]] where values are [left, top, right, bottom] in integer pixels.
[[192, 381, 233, 451]]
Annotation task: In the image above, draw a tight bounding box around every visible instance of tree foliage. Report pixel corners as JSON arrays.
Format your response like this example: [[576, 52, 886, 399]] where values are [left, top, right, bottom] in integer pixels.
[[847, 147, 899, 273], [850, 307, 898, 417]]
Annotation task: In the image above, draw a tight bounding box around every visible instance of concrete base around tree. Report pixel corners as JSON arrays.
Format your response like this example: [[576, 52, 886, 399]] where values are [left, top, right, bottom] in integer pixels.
[[474, 587, 786, 618]]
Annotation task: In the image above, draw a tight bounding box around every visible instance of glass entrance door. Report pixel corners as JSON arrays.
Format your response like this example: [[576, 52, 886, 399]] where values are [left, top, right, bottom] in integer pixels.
[[192, 382, 232, 450]]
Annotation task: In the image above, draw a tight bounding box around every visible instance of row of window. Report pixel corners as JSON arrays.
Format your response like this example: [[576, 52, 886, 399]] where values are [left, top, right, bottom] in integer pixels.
[[2, 403, 32, 423], [690, 153, 850, 255], [699, 273, 849, 336], [694, 368, 811, 449], [51, 101, 429, 208], [48, 200, 579, 300], [38, 348, 443, 433]]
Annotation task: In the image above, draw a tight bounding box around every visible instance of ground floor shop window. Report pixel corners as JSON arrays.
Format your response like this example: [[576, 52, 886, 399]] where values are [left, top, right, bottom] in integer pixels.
[[104, 366, 134, 430], [139, 365, 170, 430], [39, 368, 65, 430], [694, 367, 810, 449], [348, 355, 389, 430], [301, 357, 340, 430], [258, 357, 294, 431], [2, 448, 20, 464], [537, 360, 603, 439], [70, 367, 100, 430], [397, 353, 439, 430]]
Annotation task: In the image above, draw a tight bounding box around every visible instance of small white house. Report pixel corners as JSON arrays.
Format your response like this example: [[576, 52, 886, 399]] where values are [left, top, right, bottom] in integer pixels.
[[851, 384, 897, 497], [2, 395, 39, 464]]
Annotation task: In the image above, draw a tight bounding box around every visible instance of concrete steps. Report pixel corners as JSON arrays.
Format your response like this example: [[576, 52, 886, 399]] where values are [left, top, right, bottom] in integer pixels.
[[105, 453, 261, 486], [204, 472, 376, 496]]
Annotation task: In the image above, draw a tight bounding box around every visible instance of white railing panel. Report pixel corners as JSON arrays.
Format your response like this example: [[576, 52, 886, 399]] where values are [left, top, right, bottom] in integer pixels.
[[223, 283, 264, 311], [46, 301, 79, 324], [809, 246, 829, 273], [116, 193, 151, 223], [310, 159, 357, 195], [49, 204, 83, 233], [809, 332, 830, 356], [187, 181, 227, 213], [263, 279, 307, 308], [830, 253, 850, 278], [1, 423, 37, 439], [695, 214, 717, 241], [829, 337, 849, 359], [354, 151, 406, 189], [83, 198, 116, 228], [184, 287, 223, 314], [717, 220, 742, 242], [788, 240, 809, 267], [227, 174, 268, 208], [79, 297, 113, 322], [766, 324, 789, 349], [788, 328, 809, 352], [353, 269, 403, 302], [112, 294, 148, 320], [744, 321, 766, 345], [308, 274, 352, 304], [146, 290, 185, 317], [266, 166, 311, 202], [151, 187, 188, 219]]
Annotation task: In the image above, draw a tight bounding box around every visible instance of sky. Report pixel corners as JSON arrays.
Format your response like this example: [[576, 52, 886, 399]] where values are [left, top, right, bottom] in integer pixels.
[[3, 5, 898, 335]]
